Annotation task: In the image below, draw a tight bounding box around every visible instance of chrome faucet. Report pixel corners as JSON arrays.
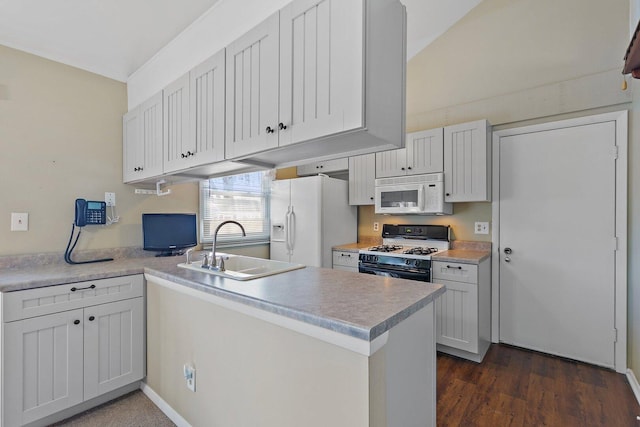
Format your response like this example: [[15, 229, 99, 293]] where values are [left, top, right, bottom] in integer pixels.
[[211, 220, 246, 269]]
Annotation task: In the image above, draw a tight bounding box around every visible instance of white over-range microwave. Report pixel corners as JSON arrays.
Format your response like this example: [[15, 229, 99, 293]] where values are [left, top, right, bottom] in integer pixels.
[[374, 173, 453, 215]]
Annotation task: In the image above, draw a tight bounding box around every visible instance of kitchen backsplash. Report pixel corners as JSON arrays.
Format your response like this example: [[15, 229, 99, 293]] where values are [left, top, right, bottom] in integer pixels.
[[357, 203, 492, 243]]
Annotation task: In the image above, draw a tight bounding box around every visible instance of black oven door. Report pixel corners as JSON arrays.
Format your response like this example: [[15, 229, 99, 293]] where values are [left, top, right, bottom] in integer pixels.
[[358, 263, 431, 282]]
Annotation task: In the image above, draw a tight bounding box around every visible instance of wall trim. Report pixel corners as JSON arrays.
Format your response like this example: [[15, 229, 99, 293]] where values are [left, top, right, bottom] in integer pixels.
[[626, 369, 640, 408], [140, 382, 192, 427]]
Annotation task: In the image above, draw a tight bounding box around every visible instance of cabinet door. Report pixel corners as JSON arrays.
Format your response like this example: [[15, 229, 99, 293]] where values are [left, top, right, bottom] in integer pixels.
[[443, 119, 491, 202], [434, 278, 478, 353], [4, 310, 84, 427], [140, 93, 164, 179], [279, 0, 363, 146], [376, 148, 407, 178], [225, 12, 279, 159], [407, 128, 444, 174], [349, 153, 375, 205], [189, 49, 226, 168], [122, 106, 141, 183], [164, 72, 192, 173], [84, 298, 145, 400], [297, 158, 348, 176], [123, 93, 163, 183]]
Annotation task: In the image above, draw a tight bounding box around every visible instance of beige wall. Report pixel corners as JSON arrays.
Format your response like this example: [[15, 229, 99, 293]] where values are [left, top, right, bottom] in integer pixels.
[[0, 45, 199, 256], [393, 0, 640, 371], [358, 0, 630, 244], [146, 279, 371, 427]]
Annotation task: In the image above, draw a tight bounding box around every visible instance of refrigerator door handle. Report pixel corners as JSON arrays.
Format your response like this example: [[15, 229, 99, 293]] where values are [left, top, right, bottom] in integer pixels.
[[289, 207, 296, 252], [285, 207, 292, 253]]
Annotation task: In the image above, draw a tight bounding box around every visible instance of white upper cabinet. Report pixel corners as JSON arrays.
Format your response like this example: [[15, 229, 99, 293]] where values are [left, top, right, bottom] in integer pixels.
[[407, 128, 444, 174], [123, 92, 163, 183], [163, 72, 192, 173], [279, 0, 362, 147], [225, 0, 406, 166], [443, 119, 491, 202], [376, 148, 408, 178], [225, 12, 280, 159], [349, 153, 376, 205], [190, 49, 226, 167], [297, 158, 348, 176], [376, 128, 444, 178]]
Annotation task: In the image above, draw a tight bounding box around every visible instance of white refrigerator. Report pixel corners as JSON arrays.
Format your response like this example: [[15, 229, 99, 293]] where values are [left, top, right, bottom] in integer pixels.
[[270, 175, 357, 268]]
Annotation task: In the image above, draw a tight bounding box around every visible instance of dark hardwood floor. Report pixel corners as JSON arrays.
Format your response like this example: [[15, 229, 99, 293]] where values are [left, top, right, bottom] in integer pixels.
[[437, 344, 640, 426]]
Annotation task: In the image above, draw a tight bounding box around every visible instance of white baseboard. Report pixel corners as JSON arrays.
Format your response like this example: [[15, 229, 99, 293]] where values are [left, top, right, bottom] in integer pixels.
[[140, 382, 192, 427], [626, 369, 640, 408]]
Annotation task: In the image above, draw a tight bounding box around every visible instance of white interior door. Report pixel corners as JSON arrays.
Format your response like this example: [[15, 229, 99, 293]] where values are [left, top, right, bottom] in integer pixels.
[[498, 121, 617, 368]]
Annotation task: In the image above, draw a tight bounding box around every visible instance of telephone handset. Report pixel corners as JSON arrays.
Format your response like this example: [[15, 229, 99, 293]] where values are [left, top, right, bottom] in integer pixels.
[[64, 198, 112, 264], [75, 199, 106, 227]]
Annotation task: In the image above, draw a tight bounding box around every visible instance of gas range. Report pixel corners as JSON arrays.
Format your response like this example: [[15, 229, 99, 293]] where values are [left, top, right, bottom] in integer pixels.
[[358, 224, 450, 282]]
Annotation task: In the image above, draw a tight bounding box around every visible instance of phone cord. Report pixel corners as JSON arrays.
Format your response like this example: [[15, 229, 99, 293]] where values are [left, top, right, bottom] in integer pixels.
[[64, 223, 113, 265]]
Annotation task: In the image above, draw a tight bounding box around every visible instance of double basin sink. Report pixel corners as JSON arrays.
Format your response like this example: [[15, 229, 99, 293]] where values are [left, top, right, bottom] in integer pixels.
[[178, 253, 305, 281]]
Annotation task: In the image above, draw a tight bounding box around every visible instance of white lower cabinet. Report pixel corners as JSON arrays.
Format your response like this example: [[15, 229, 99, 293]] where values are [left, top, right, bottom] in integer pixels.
[[332, 250, 359, 273], [2, 275, 145, 427], [433, 259, 490, 362]]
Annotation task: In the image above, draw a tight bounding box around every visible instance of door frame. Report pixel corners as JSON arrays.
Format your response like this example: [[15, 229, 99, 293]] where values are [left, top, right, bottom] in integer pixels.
[[490, 110, 628, 372]]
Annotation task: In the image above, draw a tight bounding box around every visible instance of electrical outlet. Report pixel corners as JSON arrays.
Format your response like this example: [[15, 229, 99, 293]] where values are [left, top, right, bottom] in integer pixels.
[[475, 222, 489, 235], [373, 222, 379, 232], [183, 364, 196, 392], [105, 192, 116, 207], [11, 213, 28, 231]]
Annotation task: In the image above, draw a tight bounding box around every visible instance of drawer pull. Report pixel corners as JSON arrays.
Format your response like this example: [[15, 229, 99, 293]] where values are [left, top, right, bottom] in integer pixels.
[[89, 316, 96, 321], [70, 284, 96, 292], [446, 265, 463, 270], [73, 319, 80, 325], [341, 254, 351, 257]]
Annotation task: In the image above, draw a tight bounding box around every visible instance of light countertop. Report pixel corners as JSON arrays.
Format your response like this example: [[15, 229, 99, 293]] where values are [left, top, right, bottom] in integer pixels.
[[0, 252, 444, 342]]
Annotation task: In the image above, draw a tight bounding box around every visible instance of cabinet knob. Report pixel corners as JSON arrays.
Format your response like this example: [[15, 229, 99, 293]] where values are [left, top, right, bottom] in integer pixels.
[[89, 316, 95, 321], [407, 167, 412, 170], [266, 126, 275, 134], [278, 122, 287, 130], [187, 151, 194, 156], [446, 193, 450, 196], [370, 197, 374, 200], [181, 153, 186, 158], [73, 320, 80, 325], [401, 167, 405, 170]]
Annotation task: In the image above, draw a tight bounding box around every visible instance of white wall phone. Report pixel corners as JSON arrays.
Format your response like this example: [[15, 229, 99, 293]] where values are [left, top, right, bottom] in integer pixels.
[[64, 198, 113, 264]]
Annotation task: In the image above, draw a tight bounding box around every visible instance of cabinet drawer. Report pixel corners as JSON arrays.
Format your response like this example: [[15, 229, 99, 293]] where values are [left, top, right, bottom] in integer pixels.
[[3, 275, 144, 322], [332, 251, 359, 269], [432, 261, 477, 284]]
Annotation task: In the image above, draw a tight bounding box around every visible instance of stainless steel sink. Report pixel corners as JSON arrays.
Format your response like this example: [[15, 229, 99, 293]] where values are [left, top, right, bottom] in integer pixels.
[[178, 254, 305, 281]]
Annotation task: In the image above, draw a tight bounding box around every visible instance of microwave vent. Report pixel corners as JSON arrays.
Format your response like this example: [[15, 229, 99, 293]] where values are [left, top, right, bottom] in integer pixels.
[[376, 172, 444, 186]]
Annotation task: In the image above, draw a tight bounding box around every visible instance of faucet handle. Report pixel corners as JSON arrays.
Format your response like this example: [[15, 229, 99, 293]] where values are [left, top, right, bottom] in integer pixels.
[[185, 248, 195, 264], [219, 256, 225, 272], [201, 253, 210, 268]]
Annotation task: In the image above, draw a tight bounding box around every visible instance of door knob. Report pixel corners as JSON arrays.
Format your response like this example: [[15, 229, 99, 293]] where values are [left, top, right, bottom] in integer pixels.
[[504, 247, 512, 254]]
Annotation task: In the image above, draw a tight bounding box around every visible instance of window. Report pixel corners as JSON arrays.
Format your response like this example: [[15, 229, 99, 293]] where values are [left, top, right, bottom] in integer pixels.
[[200, 171, 271, 247]]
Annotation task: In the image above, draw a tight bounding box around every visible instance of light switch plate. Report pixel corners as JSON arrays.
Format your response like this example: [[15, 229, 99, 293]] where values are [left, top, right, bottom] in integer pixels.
[[11, 213, 29, 231]]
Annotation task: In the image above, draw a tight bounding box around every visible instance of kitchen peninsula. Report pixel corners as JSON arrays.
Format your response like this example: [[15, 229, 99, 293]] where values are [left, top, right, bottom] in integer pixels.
[[0, 251, 444, 427]]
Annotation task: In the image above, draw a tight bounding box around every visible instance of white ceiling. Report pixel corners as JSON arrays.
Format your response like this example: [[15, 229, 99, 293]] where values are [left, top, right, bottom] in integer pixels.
[[0, 0, 480, 82]]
